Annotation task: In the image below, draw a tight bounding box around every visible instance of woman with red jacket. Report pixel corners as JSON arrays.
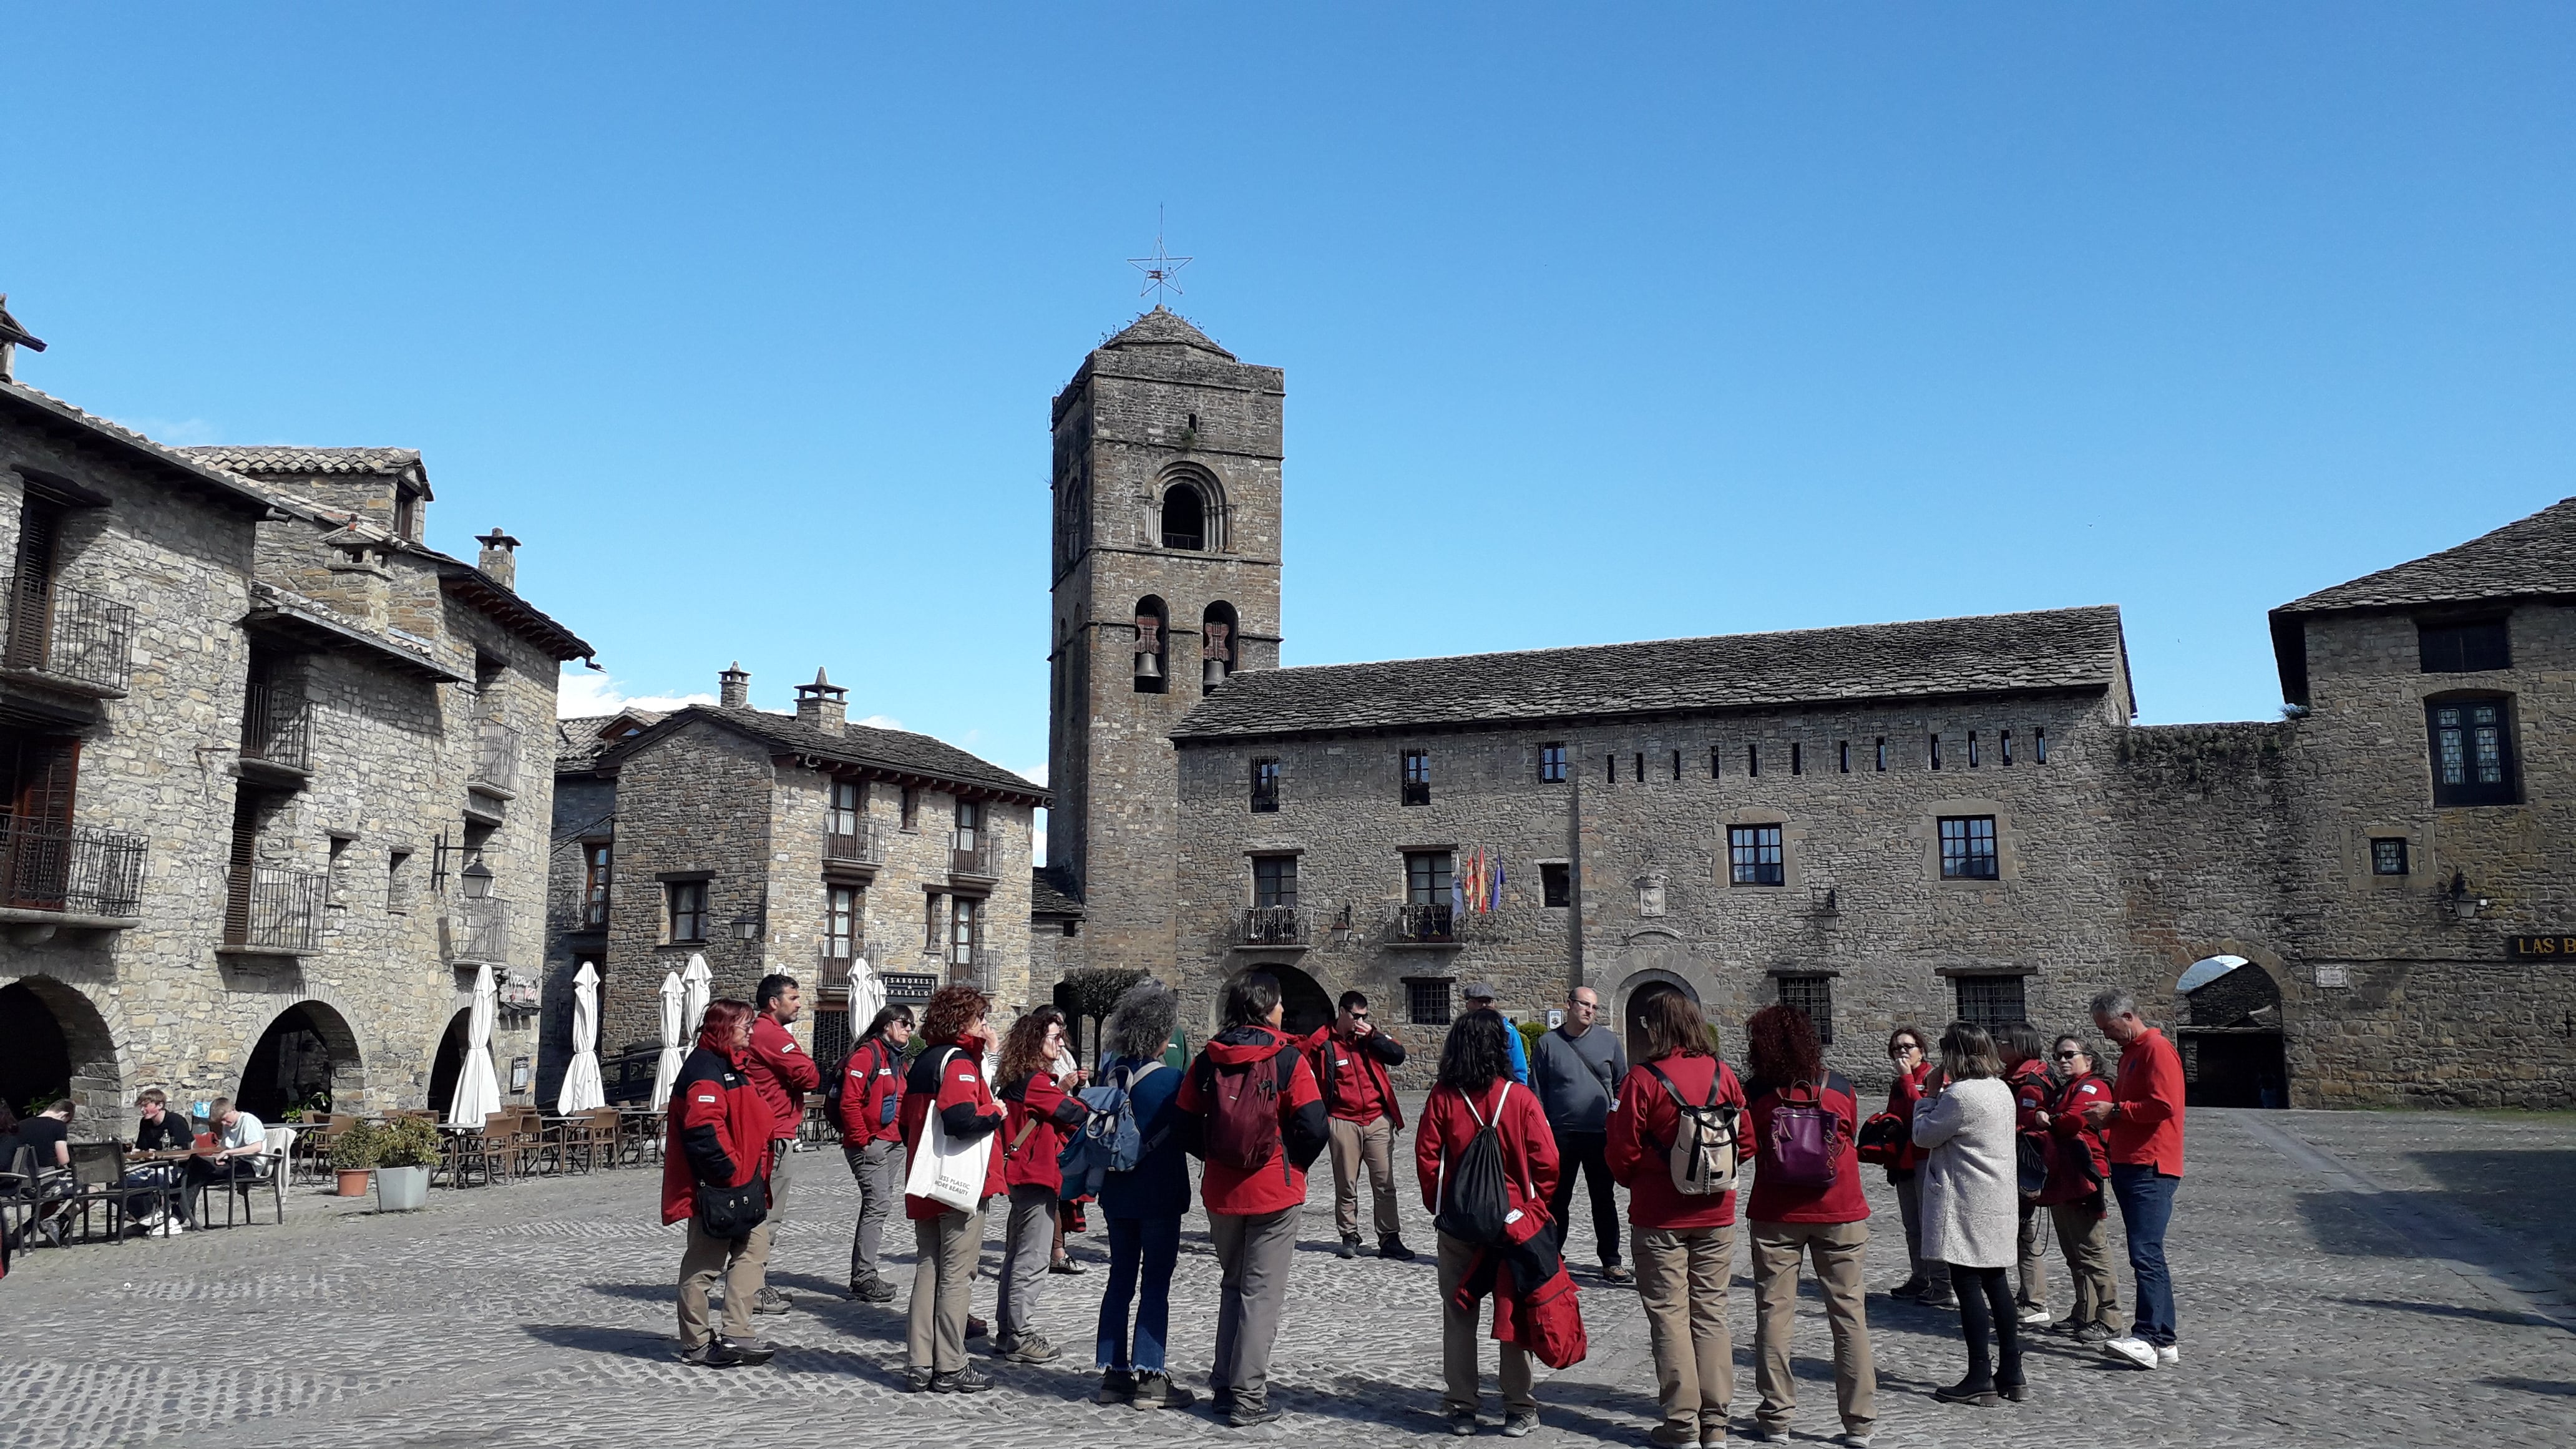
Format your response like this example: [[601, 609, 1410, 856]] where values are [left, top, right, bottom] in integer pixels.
[[990, 1006, 1089, 1365], [836, 1003, 914, 1302], [1605, 989, 1746, 1448], [1741, 1003, 1875, 1447], [1175, 970, 1328, 1428], [2041, 1033, 2120, 1341], [1881, 1025, 1953, 1309], [663, 998, 778, 1369], [1415, 1007, 1560, 1440], [2000, 1021, 2055, 1327], [900, 985, 1007, 1394]]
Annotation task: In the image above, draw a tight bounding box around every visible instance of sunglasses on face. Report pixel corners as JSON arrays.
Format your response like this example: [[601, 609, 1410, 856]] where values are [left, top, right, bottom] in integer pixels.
[[1347, 1009, 1368, 1018], [2054, 1051, 2083, 1060]]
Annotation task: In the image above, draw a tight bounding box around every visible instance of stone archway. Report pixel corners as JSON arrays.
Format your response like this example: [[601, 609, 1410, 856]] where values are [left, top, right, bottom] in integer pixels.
[[0, 975, 122, 1118], [1235, 962, 1334, 1038], [427, 1009, 473, 1117], [237, 1001, 365, 1121], [2178, 955, 2288, 1109], [1617, 968, 1700, 1056]]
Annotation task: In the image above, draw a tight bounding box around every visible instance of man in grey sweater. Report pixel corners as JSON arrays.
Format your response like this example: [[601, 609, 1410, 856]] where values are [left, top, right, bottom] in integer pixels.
[[1530, 987, 1632, 1283]]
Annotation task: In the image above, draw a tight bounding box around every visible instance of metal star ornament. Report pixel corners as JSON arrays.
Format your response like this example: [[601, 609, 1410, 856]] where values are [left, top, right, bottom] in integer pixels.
[[1128, 209, 1193, 303]]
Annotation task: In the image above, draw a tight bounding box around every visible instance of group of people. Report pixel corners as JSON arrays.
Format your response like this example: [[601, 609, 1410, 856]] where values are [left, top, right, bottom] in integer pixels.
[[656, 970, 2187, 1443], [0, 1090, 279, 1252]]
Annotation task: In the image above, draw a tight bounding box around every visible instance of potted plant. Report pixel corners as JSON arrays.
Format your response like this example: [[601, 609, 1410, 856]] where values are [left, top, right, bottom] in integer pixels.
[[374, 1115, 441, 1211], [328, 1120, 383, 1197]]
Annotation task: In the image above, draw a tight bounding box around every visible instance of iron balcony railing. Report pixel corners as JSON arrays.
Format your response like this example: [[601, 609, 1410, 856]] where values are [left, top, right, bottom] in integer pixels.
[[223, 865, 324, 952], [1236, 905, 1313, 947], [949, 829, 998, 879], [825, 817, 888, 867], [470, 720, 522, 793], [1390, 902, 1457, 944], [0, 816, 147, 916], [446, 894, 509, 964], [1, 571, 136, 694], [239, 680, 313, 771]]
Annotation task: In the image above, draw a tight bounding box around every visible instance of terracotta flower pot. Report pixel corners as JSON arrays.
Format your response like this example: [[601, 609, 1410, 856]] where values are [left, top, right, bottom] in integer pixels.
[[336, 1168, 374, 1198]]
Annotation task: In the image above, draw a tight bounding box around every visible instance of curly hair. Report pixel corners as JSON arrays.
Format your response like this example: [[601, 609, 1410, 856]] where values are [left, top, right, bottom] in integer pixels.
[[1437, 1008, 1515, 1093], [997, 1007, 1066, 1092], [918, 984, 990, 1046], [1103, 978, 1180, 1065], [1744, 1002, 1823, 1086]]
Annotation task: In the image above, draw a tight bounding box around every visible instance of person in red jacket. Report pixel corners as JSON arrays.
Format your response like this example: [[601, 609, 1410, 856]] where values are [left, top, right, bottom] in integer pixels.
[[1740, 1003, 1875, 1447], [1175, 970, 1328, 1428], [663, 998, 778, 1368], [736, 973, 820, 1314], [2077, 988, 2186, 1370], [1999, 1021, 2054, 1327], [1880, 1025, 1953, 1309], [2041, 1033, 2120, 1342], [990, 1007, 1090, 1365], [1416, 1006, 1561, 1439], [834, 1003, 914, 1302], [1301, 989, 1415, 1261], [900, 985, 1007, 1394], [1605, 989, 1745, 1448]]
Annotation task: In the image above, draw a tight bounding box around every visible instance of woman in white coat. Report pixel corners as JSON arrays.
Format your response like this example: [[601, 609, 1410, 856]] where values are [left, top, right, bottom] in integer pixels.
[[1910, 1021, 2024, 1407]]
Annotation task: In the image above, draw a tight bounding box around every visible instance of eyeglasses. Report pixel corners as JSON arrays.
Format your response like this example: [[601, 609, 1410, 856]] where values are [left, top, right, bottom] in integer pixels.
[[1347, 1009, 1368, 1019], [2054, 1051, 2082, 1060], [1888, 1044, 1921, 1056]]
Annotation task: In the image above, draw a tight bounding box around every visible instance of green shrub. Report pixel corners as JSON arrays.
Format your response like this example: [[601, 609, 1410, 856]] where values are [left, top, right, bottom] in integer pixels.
[[328, 1121, 384, 1172], [376, 1116, 444, 1169]]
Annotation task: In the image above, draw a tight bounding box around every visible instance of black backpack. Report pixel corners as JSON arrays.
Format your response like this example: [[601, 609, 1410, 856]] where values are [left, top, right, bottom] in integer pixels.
[[1433, 1081, 1518, 1245]]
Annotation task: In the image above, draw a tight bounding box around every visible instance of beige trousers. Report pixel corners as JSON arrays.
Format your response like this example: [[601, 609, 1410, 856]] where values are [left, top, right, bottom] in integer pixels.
[[676, 1217, 759, 1350], [906, 1200, 988, 1373], [1328, 1115, 1400, 1240], [1747, 1218, 1876, 1435], [1437, 1231, 1537, 1417], [2049, 1201, 2121, 1327], [1634, 1222, 1735, 1436], [734, 1141, 791, 1295], [2016, 1198, 2049, 1309]]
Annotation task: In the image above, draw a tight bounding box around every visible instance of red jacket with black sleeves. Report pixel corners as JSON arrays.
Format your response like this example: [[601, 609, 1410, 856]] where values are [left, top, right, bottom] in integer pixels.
[[2049, 1070, 2114, 1179], [744, 1015, 821, 1141], [661, 1046, 774, 1226], [1885, 1060, 1941, 1173], [1606, 1053, 1746, 1230], [998, 1069, 1088, 1193], [832, 1037, 905, 1146], [1414, 1077, 1560, 1226], [1741, 1070, 1870, 1225], [2107, 1028, 2186, 1176], [1299, 1023, 1408, 1129], [1176, 1025, 1329, 1216], [899, 1040, 1006, 1219]]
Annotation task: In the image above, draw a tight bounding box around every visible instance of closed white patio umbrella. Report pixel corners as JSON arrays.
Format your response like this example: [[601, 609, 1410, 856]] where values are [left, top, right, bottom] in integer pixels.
[[847, 955, 884, 1030], [557, 961, 606, 1114], [648, 969, 686, 1112], [681, 952, 713, 1038], [446, 962, 504, 1128]]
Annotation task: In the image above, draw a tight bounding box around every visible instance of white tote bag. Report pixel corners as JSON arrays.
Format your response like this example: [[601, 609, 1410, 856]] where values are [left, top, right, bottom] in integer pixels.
[[902, 1048, 991, 1213]]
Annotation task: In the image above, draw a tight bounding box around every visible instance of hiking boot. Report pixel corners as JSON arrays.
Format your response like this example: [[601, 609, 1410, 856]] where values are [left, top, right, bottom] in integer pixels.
[[1229, 1402, 1285, 1428], [930, 1365, 994, 1393], [1132, 1372, 1196, 1410], [856, 1276, 897, 1303], [2049, 1314, 2087, 1336], [2074, 1321, 2117, 1345], [1049, 1256, 1088, 1275], [1651, 1425, 1699, 1447], [1501, 1409, 1539, 1437], [1001, 1330, 1061, 1364], [753, 1286, 791, 1314], [1447, 1408, 1480, 1436], [680, 1339, 743, 1368], [903, 1364, 934, 1391], [728, 1336, 778, 1365], [1601, 1264, 1634, 1285], [1337, 1236, 1360, 1260], [1917, 1283, 1958, 1310], [2101, 1335, 2157, 1370], [1378, 1235, 1417, 1261], [1096, 1368, 1137, 1405], [1888, 1277, 1927, 1300]]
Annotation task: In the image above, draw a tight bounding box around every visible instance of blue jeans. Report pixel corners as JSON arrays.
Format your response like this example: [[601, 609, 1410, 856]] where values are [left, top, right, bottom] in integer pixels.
[[2109, 1165, 2179, 1347], [1096, 1214, 1181, 1373]]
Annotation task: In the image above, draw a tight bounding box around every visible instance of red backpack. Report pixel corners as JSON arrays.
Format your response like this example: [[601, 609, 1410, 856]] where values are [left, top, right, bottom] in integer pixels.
[[1201, 1050, 1296, 1172]]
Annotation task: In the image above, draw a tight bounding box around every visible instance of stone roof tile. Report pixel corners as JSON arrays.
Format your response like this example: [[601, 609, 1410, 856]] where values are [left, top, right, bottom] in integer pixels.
[[1100, 306, 1235, 360], [1030, 867, 1083, 917], [178, 445, 423, 477], [605, 706, 1049, 804], [2276, 497, 2576, 615]]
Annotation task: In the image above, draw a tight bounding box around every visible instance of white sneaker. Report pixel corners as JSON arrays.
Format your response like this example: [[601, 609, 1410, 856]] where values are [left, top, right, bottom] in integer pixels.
[[2102, 1336, 2158, 1370], [2017, 1305, 2051, 1325], [2155, 1343, 2179, 1367]]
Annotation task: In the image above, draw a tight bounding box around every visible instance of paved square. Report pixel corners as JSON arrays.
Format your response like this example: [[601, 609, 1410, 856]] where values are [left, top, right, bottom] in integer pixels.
[[1, 1108, 2568, 1448]]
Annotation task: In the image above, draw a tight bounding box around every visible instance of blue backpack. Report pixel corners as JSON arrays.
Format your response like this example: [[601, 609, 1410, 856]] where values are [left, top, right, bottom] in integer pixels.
[[1056, 1060, 1165, 1199]]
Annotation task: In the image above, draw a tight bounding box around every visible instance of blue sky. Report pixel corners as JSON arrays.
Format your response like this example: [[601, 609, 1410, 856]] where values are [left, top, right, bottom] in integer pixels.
[[10, 4, 2574, 796]]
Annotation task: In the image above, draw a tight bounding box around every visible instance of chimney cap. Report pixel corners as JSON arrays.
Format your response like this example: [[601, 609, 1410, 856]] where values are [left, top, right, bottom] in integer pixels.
[[720, 661, 749, 678], [476, 527, 521, 550], [0, 295, 45, 354], [796, 667, 848, 700]]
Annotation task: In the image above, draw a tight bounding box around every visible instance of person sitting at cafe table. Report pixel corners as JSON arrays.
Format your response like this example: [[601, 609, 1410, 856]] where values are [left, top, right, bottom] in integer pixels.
[[182, 1098, 270, 1214], [128, 1089, 197, 1232]]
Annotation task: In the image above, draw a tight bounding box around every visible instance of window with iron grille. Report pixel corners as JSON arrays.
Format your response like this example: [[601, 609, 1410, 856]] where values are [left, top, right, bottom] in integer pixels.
[[1406, 850, 1453, 905], [1407, 977, 1453, 1027], [1777, 975, 1834, 1045], [2419, 618, 2510, 674], [667, 881, 708, 943], [1250, 758, 1280, 812], [1727, 825, 1784, 887], [954, 799, 982, 852], [1939, 816, 1999, 879], [2370, 837, 2409, 876], [1252, 855, 1297, 909], [826, 883, 859, 957], [1539, 743, 1566, 784], [1954, 974, 2026, 1031], [951, 895, 982, 968], [1539, 861, 1570, 908], [2427, 697, 2517, 806], [828, 779, 863, 836], [1402, 749, 1431, 806]]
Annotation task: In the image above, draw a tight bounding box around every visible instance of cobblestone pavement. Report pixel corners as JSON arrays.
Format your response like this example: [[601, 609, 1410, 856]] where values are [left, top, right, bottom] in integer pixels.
[[2, 1108, 2570, 1448]]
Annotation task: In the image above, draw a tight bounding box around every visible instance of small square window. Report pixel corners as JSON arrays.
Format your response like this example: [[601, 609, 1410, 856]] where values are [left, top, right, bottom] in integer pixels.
[[2370, 837, 2409, 876], [1402, 749, 1431, 806], [1954, 975, 2026, 1031], [1728, 824, 1785, 887], [1407, 978, 1453, 1028], [1251, 758, 1280, 812], [1538, 743, 1567, 784], [2419, 618, 2510, 674], [667, 881, 709, 943], [1939, 816, 1999, 879], [1539, 861, 1570, 908], [1777, 975, 1833, 1045]]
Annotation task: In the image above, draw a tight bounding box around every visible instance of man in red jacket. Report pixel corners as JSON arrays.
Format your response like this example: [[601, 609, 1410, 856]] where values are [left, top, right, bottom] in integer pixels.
[[2077, 988, 2186, 1371], [739, 973, 821, 1313], [1301, 990, 1414, 1261]]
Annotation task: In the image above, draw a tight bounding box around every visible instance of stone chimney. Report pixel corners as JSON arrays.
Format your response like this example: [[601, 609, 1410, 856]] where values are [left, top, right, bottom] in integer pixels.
[[718, 661, 751, 710], [315, 524, 393, 630], [0, 295, 46, 384], [474, 527, 521, 590], [794, 668, 848, 734]]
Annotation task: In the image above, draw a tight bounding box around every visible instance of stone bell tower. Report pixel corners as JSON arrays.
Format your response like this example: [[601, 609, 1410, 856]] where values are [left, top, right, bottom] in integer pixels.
[[1046, 308, 1284, 976]]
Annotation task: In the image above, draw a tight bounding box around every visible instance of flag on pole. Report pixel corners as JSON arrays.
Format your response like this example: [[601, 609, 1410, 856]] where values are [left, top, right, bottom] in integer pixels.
[[1491, 859, 1505, 912]]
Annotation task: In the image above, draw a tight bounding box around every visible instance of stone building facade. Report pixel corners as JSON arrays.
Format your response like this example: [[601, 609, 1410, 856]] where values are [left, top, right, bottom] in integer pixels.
[[0, 354, 588, 1123], [545, 666, 1046, 1095]]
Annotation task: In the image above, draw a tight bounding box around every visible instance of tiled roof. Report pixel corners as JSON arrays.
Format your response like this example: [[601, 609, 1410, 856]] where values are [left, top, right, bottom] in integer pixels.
[[179, 445, 422, 477], [1031, 867, 1083, 917], [1101, 306, 1235, 360], [556, 712, 664, 772], [0, 381, 284, 516], [1173, 606, 2130, 741], [2276, 497, 2576, 614], [603, 706, 1050, 804]]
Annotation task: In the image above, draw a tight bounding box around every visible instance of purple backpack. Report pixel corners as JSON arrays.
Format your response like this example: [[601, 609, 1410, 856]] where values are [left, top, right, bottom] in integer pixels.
[[1761, 1083, 1842, 1189]]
